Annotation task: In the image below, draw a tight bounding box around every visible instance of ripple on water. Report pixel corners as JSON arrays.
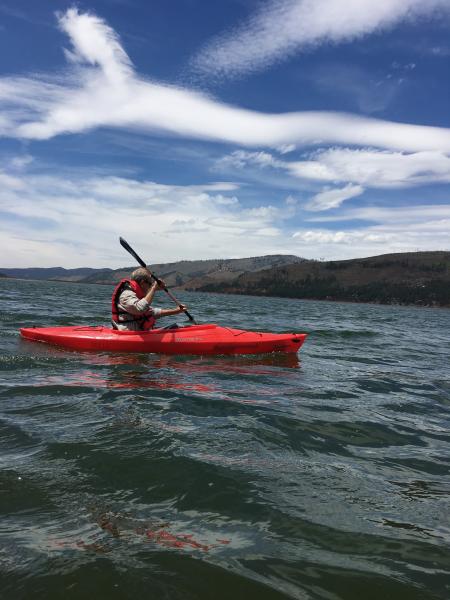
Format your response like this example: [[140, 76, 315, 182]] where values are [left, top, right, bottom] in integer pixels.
[[1, 281, 449, 599]]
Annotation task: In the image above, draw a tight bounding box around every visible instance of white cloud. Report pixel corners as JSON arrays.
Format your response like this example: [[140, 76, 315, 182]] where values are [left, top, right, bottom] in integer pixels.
[[0, 167, 296, 268], [58, 8, 133, 85], [292, 211, 450, 258], [277, 144, 296, 154], [214, 150, 284, 171], [306, 184, 364, 211], [296, 204, 450, 257], [0, 9, 450, 153], [288, 148, 450, 187], [2, 154, 34, 170], [293, 230, 389, 244], [292, 204, 450, 260], [192, 0, 450, 79], [216, 148, 450, 193]]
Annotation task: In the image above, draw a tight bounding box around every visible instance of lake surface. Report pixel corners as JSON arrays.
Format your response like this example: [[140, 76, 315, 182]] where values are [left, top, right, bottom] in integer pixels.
[[1, 278, 449, 600]]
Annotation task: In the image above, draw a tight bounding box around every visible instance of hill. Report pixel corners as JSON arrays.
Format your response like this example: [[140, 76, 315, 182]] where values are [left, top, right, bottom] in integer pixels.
[[0, 267, 111, 281], [3, 252, 449, 307], [193, 252, 450, 308], [0, 255, 305, 287]]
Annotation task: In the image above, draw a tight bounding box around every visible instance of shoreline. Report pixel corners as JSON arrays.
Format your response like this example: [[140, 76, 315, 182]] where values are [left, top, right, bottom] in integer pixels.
[[185, 288, 450, 310], [3, 277, 448, 310]]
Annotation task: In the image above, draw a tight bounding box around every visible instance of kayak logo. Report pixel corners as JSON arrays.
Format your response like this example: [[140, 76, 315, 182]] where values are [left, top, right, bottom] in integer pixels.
[[174, 336, 202, 343]]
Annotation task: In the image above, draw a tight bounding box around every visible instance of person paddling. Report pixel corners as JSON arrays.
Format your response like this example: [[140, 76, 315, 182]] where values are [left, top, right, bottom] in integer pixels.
[[111, 267, 187, 331]]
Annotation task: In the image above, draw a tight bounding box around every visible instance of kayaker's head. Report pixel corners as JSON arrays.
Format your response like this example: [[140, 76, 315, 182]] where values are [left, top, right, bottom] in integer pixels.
[[131, 267, 153, 292]]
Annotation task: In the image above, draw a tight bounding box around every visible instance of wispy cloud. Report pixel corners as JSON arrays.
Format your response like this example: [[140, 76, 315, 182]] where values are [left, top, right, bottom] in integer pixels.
[[0, 3, 50, 27], [214, 147, 450, 206], [288, 148, 450, 188], [305, 184, 364, 211], [1, 9, 450, 153], [303, 62, 406, 114], [213, 146, 450, 215], [191, 0, 450, 80]]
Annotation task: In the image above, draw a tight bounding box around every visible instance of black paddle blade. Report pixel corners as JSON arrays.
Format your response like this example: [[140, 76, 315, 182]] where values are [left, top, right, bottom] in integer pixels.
[[184, 310, 196, 322], [119, 237, 147, 268]]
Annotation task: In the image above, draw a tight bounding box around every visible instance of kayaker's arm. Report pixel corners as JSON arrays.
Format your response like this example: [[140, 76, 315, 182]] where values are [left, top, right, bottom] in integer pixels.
[[148, 278, 188, 319], [156, 304, 187, 319], [143, 280, 159, 305], [118, 289, 162, 317]]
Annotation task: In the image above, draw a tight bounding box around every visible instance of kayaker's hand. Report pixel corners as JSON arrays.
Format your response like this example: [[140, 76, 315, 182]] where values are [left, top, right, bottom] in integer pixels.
[[178, 304, 187, 313], [157, 279, 166, 290]]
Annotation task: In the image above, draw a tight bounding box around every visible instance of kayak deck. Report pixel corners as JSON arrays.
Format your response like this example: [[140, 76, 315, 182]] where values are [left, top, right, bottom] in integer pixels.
[[20, 324, 307, 356]]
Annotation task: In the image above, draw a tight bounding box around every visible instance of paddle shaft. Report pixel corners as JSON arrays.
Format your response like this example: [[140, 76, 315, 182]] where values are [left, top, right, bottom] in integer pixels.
[[119, 237, 195, 322]]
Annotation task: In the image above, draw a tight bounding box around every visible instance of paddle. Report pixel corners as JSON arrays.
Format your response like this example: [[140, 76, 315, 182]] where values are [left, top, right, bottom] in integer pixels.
[[119, 237, 196, 323]]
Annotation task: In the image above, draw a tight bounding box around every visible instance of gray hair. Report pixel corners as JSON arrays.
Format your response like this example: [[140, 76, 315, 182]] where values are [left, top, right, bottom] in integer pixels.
[[131, 267, 153, 285]]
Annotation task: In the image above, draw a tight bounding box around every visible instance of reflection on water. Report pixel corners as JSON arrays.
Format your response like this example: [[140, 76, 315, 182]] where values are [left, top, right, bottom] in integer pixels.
[[30, 351, 300, 396], [46, 507, 231, 554]]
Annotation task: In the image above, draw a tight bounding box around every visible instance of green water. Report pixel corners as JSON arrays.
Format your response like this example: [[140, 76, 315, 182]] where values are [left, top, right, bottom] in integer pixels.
[[1, 278, 449, 599]]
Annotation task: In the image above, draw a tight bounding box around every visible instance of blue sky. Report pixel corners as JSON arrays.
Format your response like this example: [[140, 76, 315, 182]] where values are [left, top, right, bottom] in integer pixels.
[[0, 0, 449, 268]]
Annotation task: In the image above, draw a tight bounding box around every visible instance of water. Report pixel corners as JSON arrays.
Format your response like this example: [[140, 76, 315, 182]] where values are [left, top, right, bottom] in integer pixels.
[[1, 278, 449, 600]]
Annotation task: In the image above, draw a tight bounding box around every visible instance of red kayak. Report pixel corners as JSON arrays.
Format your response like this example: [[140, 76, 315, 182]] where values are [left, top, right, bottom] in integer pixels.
[[20, 324, 307, 356]]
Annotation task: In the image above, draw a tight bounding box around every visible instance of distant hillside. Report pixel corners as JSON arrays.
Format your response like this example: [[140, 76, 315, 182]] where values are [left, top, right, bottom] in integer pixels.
[[3, 252, 448, 307], [194, 252, 450, 308], [0, 255, 305, 288]]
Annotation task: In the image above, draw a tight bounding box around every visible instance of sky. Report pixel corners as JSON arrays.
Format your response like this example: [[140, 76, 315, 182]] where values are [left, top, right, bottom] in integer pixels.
[[0, 0, 449, 268]]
